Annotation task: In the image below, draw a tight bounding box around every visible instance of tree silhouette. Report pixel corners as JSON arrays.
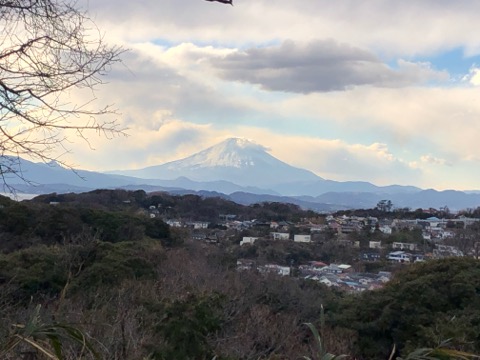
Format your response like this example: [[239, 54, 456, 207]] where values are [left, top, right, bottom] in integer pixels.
[[0, 0, 124, 188]]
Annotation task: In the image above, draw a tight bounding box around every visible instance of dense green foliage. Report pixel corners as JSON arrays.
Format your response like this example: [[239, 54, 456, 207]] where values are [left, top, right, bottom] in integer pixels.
[[0, 191, 479, 359], [334, 258, 480, 359]]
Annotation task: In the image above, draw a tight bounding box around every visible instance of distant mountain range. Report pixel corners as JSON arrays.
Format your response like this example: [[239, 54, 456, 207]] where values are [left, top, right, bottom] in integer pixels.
[[3, 138, 480, 211]]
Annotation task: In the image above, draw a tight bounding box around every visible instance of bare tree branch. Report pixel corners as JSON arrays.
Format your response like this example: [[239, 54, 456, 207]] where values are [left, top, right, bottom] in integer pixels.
[[204, 0, 233, 5], [0, 0, 125, 187]]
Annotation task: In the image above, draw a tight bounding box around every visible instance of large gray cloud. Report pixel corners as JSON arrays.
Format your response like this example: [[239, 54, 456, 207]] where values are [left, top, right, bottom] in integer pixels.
[[211, 40, 448, 93], [98, 49, 256, 130]]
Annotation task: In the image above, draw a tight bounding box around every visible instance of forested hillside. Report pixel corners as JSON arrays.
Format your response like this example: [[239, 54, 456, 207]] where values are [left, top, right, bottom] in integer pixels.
[[0, 190, 479, 359]]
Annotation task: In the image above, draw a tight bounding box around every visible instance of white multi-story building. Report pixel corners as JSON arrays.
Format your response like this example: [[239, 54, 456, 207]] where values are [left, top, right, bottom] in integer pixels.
[[294, 234, 311, 243]]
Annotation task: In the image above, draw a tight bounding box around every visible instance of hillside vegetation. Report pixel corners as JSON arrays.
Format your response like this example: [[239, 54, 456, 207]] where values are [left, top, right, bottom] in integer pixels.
[[0, 190, 479, 359]]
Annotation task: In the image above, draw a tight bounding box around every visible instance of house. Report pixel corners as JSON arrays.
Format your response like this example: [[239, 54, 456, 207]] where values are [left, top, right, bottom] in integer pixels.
[[294, 234, 311, 243], [412, 254, 425, 262], [337, 264, 353, 273], [425, 216, 442, 228], [392, 242, 418, 251], [318, 275, 341, 287], [387, 251, 411, 263], [392, 219, 419, 231], [369, 241, 382, 249], [240, 237, 258, 246], [236, 259, 255, 271], [259, 264, 291, 276], [310, 225, 327, 233], [309, 261, 328, 269], [271, 232, 290, 240], [361, 252, 381, 261], [440, 230, 455, 239], [322, 264, 344, 274], [226, 221, 244, 230], [191, 222, 209, 229], [328, 221, 341, 233], [166, 220, 182, 228], [379, 225, 392, 234], [433, 244, 464, 258]]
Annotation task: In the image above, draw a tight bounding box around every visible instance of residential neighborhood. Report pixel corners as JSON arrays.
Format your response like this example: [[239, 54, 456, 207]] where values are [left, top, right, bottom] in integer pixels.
[[145, 201, 480, 293]]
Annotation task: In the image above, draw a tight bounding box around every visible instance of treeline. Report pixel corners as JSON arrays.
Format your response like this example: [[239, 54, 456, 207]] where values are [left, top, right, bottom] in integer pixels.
[[0, 190, 479, 359], [0, 192, 171, 253], [30, 189, 319, 223]]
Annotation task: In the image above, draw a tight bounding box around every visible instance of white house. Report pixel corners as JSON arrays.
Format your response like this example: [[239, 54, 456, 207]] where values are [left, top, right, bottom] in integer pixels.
[[388, 251, 411, 263], [193, 222, 209, 229], [392, 242, 418, 251], [379, 225, 392, 234], [369, 241, 382, 249], [166, 220, 182, 228], [337, 264, 352, 272], [271, 232, 290, 240], [294, 234, 312, 243], [240, 237, 258, 246], [261, 264, 291, 276]]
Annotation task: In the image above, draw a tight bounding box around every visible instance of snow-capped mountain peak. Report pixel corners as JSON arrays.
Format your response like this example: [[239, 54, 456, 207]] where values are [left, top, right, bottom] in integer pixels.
[[112, 137, 322, 187], [172, 138, 268, 169]]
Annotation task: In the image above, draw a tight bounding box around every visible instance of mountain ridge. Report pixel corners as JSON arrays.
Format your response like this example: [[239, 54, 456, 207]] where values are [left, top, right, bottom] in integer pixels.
[[1, 138, 479, 211]]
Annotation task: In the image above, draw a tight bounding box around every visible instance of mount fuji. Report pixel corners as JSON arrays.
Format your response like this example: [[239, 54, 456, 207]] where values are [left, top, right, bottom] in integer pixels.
[[112, 138, 321, 189], [4, 138, 480, 210]]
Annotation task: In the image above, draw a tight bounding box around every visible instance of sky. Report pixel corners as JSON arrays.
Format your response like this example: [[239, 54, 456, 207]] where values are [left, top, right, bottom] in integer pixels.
[[64, 0, 480, 190]]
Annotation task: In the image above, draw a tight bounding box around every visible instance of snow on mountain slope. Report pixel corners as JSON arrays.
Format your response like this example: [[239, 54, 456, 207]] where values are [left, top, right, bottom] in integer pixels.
[[166, 138, 267, 169], [112, 138, 322, 187]]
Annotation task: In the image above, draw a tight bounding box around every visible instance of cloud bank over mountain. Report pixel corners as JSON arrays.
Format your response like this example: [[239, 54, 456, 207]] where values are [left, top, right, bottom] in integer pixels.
[[52, 0, 480, 191]]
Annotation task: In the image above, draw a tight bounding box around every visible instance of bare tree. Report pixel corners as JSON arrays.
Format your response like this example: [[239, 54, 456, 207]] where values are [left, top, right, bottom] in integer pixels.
[[0, 0, 124, 187]]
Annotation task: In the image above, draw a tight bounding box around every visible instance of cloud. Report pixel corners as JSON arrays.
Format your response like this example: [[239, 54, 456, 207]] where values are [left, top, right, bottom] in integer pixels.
[[65, 119, 216, 171], [83, 0, 480, 57], [463, 66, 480, 85], [210, 40, 448, 93], [420, 155, 452, 166], [272, 85, 480, 161], [266, 137, 421, 186], [68, 45, 254, 129]]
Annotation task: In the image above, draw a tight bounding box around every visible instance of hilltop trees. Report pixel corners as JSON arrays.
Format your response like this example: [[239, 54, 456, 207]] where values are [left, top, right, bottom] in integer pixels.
[[376, 199, 393, 212]]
